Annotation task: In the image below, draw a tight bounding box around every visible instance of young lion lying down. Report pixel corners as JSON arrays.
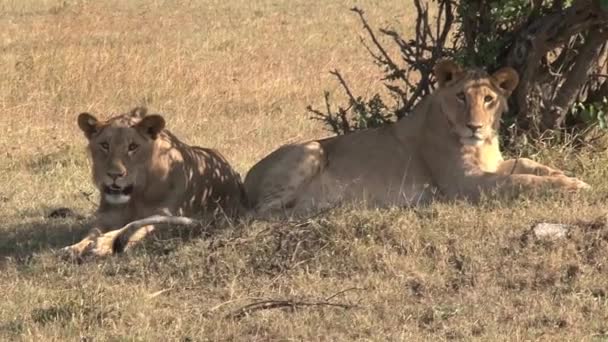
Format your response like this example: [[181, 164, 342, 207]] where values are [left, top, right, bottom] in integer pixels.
[[62, 107, 246, 259], [243, 60, 590, 217]]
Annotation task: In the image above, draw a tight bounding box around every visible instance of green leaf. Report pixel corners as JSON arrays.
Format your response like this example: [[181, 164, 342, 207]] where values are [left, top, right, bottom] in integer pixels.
[[581, 109, 592, 124], [601, 0, 608, 12]]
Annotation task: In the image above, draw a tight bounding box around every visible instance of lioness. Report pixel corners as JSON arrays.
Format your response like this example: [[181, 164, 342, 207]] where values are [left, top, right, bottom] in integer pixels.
[[244, 60, 589, 217], [63, 107, 245, 258]]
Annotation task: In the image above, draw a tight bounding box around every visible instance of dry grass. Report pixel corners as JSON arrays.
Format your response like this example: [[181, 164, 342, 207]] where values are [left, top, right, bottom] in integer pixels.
[[1, 0, 608, 340]]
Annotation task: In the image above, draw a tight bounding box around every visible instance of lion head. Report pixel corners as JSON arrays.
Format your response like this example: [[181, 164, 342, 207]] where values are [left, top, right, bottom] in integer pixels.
[[77, 107, 165, 205], [432, 60, 519, 146]]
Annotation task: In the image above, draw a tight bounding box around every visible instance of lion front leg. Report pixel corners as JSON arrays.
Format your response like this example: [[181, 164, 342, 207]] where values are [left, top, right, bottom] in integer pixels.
[[496, 158, 590, 192], [60, 228, 104, 261], [88, 216, 198, 257], [477, 173, 590, 198], [90, 224, 156, 257], [497, 158, 565, 176], [507, 174, 589, 191], [447, 171, 590, 202], [64, 223, 155, 259], [60, 207, 133, 260]]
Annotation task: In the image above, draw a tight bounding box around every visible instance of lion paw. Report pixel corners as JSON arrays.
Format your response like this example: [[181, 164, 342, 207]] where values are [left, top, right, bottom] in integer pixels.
[[571, 178, 591, 190], [60, 230, 124, 260], [61, 225, 154, 260], [559, 176, 591, 191], [89, 229, 124, 257], [59, 238, 95, 262]]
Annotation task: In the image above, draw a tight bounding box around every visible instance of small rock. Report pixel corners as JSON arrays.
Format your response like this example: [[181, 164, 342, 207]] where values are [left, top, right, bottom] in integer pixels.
[[533, 223, 572, 239]]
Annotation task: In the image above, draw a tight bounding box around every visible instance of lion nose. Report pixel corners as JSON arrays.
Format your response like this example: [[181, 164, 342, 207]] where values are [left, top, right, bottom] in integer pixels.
[[466, 123, 483, 132], [107, 170, 126, 180]]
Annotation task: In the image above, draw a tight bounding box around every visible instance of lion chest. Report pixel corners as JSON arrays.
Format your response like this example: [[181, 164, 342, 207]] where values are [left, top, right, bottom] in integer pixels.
[[476, 141, 504, 173]]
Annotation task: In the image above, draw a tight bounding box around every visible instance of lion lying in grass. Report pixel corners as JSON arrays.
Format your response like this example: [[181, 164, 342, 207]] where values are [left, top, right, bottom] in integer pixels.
[[62, 107, 246, 259], [244, 60, 590, 217]]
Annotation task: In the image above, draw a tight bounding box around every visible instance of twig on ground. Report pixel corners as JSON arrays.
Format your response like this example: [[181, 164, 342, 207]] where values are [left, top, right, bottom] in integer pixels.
[[224, 299, 357, 320], [224, 287, 363, 319], [324, 287, 366, 301], [207, 297, 265, 313], [147, 288, 173, 299]]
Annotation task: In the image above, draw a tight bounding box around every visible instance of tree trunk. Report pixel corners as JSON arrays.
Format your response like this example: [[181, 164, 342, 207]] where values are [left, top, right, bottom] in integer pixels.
[[504, 0, 608, 131]]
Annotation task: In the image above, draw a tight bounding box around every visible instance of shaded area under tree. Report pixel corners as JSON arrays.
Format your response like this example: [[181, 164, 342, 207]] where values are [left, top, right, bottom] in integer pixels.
[[310, 0, 608, 150]]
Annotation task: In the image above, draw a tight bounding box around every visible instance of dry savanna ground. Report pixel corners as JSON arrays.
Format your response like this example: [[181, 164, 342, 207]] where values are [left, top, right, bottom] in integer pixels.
[[1, 0, 608, 340]]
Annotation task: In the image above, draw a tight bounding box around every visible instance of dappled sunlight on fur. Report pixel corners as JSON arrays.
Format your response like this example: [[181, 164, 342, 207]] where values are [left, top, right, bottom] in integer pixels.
[[62, 107, 246, 260]]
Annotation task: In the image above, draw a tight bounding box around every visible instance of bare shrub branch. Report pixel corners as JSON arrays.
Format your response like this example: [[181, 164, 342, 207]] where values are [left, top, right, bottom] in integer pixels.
[[308, 0, 608, 150]]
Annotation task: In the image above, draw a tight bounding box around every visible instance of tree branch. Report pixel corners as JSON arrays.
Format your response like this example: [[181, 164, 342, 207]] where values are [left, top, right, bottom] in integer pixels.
[[506, 0, 608, 130], [543, 30, 608, 128], [224, 289, 361, 320]]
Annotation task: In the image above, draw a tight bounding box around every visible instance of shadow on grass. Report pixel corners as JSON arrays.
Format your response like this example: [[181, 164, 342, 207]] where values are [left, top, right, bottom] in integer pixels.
[[0, 208, 242, 264], [0, 215, 92, 261]]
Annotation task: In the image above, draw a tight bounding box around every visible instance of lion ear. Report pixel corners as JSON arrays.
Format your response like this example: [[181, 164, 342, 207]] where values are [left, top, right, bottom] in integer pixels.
[[77, 112, 100, 139], [492, 67, 519, 95], [434, 59, 464, 87], [136, 114, 165, 139]]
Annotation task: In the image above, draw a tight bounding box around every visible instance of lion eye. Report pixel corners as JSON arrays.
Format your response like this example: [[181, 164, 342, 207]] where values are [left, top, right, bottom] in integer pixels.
[[100, 142, 109, 151], [128, 143, 139, 152], [456, 92, 466, 102], [484, 95, 494, 103]]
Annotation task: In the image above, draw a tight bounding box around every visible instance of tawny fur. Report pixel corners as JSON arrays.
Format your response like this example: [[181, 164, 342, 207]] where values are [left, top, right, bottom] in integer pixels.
[[63, 107, 245, 258], [244, 60, 589, 217]]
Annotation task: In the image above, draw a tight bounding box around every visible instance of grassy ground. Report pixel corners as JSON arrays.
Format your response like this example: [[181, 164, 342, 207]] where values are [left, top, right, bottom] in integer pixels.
[[1, 0, 608, 340]]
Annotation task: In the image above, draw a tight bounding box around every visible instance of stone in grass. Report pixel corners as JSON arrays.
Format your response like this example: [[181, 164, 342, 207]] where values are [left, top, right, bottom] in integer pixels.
[[533, 223, 572, 239]]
